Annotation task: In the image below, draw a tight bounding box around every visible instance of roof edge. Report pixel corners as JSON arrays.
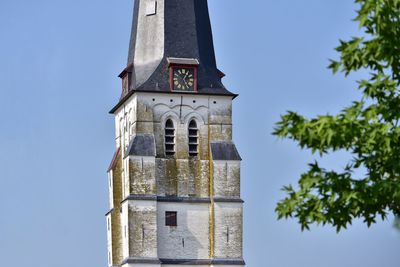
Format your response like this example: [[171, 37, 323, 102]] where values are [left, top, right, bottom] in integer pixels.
[[118, 64, 133, 78]]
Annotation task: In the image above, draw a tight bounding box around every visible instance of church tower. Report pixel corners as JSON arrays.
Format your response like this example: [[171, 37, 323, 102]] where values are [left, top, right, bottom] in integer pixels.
[[106, 1, 244, 266]]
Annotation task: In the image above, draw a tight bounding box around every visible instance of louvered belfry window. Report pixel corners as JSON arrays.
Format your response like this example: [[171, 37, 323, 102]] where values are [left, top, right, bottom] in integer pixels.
[[188, 120, 199, 157], [165, 119, 176, 156]]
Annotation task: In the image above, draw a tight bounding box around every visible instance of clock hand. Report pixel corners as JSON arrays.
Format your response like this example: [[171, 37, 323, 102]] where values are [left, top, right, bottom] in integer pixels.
[[184, 79, 189, 88], [182, 72, 189, 88], [183, 72, 189, 82]]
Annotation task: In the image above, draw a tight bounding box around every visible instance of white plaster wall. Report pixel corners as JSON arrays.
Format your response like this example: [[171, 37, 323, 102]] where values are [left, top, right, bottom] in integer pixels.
[[106, 214, 113, 267], [113, 91, 234, 155], [137, 92, 232, 125], [157, 202, 210, 259], [122, 201, 131, 260], [111, 92, 244, 265], [114, 93, 234, 156], [128, 200, 158, 258], [136, 92, 233, 159], [213, 161, 241, 198], [124, 158, 130, 199], [214, 203, 243, 259], [114, 95, 137, 151], [108, 171, 114, 209]]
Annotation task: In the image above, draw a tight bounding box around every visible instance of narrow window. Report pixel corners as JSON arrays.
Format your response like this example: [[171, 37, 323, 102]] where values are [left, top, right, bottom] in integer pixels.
[[165, 211, 177, 226], [188, 120, 199, 157], [165, 119, 175, 156]]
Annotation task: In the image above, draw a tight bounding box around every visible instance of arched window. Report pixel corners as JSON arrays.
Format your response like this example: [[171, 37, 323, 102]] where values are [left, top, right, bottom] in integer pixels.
[[188, 120, 199, 157], [165, 119, 176, 156]]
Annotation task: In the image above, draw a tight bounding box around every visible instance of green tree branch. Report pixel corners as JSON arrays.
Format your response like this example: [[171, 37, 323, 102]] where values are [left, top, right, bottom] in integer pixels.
[[274, 0, 400, 232]]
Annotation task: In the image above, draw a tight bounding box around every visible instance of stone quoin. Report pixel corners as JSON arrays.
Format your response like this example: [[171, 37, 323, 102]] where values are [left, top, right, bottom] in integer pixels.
[[106, 1, 244, 266]]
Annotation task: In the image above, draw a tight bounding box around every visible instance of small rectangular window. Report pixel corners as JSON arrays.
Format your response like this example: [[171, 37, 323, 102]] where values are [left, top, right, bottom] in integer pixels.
[[165, 211, 177, 226]]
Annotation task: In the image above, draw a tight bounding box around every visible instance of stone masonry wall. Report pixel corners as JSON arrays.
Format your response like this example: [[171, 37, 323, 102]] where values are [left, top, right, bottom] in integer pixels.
[[110, 154, 124, 265], [129, 156, 157, 195], [110, 92, 243, 265]]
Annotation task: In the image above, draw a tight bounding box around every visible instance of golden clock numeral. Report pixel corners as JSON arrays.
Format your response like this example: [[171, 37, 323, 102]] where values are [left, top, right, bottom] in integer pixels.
[[189, 74, 193, 78], [174, 81, 179, 85], [188, 82, 193, 86]]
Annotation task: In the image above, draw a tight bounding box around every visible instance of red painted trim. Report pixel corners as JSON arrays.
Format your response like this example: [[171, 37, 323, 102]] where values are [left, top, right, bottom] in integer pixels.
[[107, 147, 121, 172], [122, 76, 129, 97], [169, 64, 198, 92], [217, 69, 226, 78], [118, 63, 133, 78], [194, 67, 198, 92], [169, 66, 174, 92]]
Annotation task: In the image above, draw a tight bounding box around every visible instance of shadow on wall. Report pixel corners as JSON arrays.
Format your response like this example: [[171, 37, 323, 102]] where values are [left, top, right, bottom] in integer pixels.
[[158, 203, 209, 259]]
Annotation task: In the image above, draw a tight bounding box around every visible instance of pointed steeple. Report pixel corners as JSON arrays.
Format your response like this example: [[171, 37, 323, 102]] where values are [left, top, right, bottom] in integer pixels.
[[111, 0, 234, 112]]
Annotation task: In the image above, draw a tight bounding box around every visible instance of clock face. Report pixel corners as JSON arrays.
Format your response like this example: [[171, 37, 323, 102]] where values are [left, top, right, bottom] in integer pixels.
[[172, 67, 195, 91]]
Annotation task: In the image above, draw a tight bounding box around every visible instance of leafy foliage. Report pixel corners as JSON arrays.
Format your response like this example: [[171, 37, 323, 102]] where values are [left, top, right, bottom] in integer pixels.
[[274, 0, 400, 232], [395, 216, 400, 230]]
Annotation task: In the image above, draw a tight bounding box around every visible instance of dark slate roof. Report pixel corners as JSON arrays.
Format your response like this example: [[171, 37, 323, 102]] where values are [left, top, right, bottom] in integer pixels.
[[110, 0, 236, 113], [126, 134, 156, 157], [210, 142, 242, 161]]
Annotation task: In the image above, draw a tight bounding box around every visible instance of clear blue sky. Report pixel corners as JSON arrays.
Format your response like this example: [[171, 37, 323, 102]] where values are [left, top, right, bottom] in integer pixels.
[[0, 0, 399, 266]]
